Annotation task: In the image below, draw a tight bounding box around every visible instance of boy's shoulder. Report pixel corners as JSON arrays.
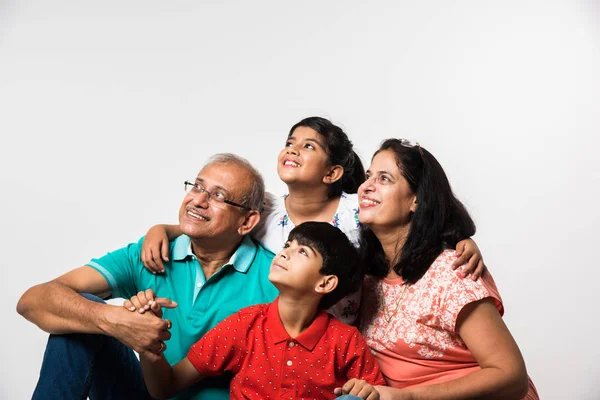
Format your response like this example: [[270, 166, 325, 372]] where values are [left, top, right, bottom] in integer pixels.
[[236, 302, 270, 318], [326, 313, 362, 338]]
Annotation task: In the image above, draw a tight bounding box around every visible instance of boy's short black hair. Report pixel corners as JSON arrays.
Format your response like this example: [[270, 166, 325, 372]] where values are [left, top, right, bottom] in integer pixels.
[[287, 221, 363, 309]]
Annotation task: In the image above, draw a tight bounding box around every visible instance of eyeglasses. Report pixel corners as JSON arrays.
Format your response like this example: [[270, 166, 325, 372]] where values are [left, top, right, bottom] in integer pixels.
[[184, 181, 251, 210]]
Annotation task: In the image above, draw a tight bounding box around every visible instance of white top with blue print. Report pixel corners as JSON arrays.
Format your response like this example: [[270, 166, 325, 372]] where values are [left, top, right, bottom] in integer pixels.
[[252, 192, 362, 325]]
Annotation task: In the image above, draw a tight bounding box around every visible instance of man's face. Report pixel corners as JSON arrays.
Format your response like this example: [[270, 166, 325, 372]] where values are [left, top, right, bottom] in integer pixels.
[[179, 162, 252, 242]]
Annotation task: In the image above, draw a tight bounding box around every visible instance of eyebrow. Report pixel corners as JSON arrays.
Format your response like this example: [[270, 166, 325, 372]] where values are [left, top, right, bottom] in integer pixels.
[[366, 169, 394, 176], [287, 135, 325, 149], [195, 178, 232, 195], [300, 243, 317, 256]]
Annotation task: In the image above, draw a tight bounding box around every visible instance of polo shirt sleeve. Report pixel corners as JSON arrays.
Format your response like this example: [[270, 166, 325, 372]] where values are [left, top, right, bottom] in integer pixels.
[[343, 328, 386, 386], [86, 237, 144, 299], [186, 311, 246, 377]]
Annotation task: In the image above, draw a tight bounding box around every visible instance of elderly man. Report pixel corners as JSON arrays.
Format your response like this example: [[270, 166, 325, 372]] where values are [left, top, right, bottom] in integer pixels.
[[17, 153, 278, 400]]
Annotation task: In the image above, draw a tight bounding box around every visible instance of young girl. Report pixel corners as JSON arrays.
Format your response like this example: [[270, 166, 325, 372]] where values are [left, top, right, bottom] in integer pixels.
[[140, 117, 485, 324]]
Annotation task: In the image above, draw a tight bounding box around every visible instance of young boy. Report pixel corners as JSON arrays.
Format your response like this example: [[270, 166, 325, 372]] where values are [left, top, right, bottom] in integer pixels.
[[125, 221, 384, 399]]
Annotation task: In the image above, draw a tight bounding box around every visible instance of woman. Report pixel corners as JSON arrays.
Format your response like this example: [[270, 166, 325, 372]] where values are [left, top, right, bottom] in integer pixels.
[[358, 139, 538, 399]]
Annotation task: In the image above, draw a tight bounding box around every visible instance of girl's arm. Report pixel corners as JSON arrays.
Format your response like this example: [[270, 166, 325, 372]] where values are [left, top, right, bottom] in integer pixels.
[[376, 298, 529, 400], [140, 354, 202, 400], [141, 224, 183, 273]]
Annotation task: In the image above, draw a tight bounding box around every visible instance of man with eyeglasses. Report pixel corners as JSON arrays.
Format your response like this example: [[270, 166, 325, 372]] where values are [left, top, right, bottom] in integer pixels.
[[17, 153, 279, 400]]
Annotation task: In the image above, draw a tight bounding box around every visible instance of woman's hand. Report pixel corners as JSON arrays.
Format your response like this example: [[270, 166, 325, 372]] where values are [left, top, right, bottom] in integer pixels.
[[452, 239, 487, 280]]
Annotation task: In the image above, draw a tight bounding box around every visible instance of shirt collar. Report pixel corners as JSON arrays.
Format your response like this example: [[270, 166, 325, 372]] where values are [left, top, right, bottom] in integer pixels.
[[171, 234, 258, 273], [267, 297, 331, 351]]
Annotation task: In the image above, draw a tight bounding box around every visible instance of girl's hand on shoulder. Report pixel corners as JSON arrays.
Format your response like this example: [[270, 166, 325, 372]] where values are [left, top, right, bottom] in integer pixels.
[[142, 225, 170, 274], [334, 379, 380, 400], [452, 238, 487, 280]]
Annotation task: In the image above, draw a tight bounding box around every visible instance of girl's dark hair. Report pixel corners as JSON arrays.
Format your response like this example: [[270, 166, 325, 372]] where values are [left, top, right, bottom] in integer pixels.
[[359, 139, 476, 283], [289, 117, 365, 198]]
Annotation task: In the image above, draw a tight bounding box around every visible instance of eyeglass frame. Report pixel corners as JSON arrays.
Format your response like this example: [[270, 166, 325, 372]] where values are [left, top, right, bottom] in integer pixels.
[[184, 181, 251, 211]]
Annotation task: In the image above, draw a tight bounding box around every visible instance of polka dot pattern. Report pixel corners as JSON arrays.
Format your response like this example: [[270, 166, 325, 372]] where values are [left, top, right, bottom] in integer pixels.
[[187, 297, 385, 399]]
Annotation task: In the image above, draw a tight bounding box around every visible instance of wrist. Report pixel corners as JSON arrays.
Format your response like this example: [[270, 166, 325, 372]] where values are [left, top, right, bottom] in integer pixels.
[[96, 303, 119, 336]]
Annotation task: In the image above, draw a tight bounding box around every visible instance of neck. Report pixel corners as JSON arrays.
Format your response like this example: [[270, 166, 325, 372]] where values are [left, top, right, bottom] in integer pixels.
[[371, 224, 410, 279], [190, 236, 242, 280], [277, 293, 320, 338], [285, 184, 340, 224]]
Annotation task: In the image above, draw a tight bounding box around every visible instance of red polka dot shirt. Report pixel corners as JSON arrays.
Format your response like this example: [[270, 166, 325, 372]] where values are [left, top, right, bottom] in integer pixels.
[[187, 297, 385, 399]]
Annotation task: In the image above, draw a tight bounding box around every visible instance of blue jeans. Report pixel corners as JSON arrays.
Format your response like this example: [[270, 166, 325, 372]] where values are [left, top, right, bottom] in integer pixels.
[[32, 294, 151, 400]]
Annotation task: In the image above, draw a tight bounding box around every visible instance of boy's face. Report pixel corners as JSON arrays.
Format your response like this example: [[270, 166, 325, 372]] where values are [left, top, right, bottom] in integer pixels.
[[268, 239, 325, 293]]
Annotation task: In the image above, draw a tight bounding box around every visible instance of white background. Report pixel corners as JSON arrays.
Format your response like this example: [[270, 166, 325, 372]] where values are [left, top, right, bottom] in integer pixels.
[[1, 1, 599, 398]]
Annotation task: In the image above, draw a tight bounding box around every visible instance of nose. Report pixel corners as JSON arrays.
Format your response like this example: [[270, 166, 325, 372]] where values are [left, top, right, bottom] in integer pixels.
[[359, 177, 375, 194], [192, 189, 210, 208], [286, 145, 299, 155]]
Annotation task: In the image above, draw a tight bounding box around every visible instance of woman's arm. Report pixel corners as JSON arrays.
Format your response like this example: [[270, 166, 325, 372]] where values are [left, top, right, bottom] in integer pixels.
[[377, 298, 529, 400], [141, 224, 183, 273]]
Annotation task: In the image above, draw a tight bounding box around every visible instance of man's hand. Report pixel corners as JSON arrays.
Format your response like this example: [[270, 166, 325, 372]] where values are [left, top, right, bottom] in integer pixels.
[[334, 379, 380, 400], [104, 303, 173, 358]]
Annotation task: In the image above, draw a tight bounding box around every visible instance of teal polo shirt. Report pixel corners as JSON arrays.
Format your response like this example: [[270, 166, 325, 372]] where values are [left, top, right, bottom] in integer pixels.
[[87, 234, 278, 400]]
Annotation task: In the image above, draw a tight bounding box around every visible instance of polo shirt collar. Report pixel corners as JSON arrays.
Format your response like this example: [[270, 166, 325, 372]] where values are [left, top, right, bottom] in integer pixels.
[[171, 234, 258, 273], [267, 297, 331, 351]]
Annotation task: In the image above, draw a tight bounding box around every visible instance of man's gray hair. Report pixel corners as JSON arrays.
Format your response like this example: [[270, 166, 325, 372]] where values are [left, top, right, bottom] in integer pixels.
[[203, 153, 265, 212]]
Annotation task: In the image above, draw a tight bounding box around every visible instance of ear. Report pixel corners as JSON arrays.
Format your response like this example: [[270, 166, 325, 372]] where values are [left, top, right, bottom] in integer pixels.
[[410, 195, 418, 213], [322, 165, 344, 185], [237, 209, 261, 236], [314, 275, 338, 295]]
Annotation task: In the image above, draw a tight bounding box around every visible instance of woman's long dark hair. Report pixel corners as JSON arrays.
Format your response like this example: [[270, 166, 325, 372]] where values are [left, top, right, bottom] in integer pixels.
[[360, 139, 476, 283], [289, 117, 365, 198]]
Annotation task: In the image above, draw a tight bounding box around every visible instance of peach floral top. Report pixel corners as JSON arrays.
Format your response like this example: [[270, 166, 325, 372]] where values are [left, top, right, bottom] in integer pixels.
[[359, 249, 539, 399], [359, 249, 504, 387]]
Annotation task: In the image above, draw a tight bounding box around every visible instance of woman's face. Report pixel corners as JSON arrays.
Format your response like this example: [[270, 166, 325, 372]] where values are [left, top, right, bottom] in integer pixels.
[[277, 126, 331, 186], [357, 150, 417, 229]]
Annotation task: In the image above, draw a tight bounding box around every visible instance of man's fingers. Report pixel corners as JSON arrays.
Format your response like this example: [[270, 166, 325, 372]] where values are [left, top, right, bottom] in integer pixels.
[[333, 387, 342, 395], [155, 298, 178, 309]]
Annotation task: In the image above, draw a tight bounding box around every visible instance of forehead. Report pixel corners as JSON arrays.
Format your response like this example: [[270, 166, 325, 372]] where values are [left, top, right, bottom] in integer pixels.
[[196, 162, 252, 192], [369, 150, 401, 174], [289, 126, 322, 141]]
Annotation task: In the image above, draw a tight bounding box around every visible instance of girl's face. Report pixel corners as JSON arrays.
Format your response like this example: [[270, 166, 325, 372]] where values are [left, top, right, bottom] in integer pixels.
[[277, 126, 332, 187], [357, 150, 417, 229]]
